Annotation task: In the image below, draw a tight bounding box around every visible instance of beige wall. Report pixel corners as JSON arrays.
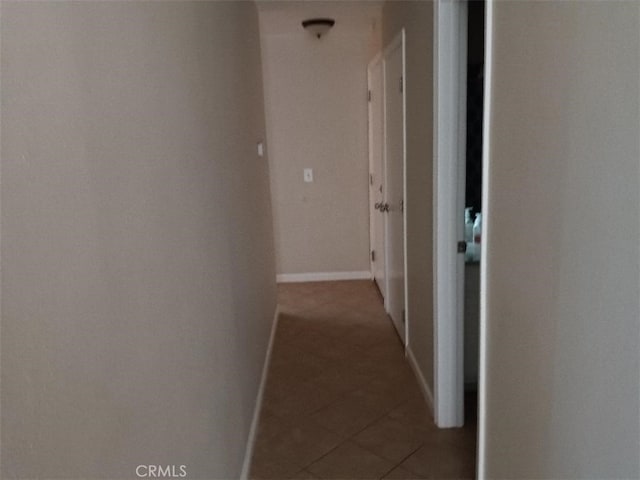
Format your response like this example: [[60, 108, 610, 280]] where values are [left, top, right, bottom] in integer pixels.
[[0, 2, 276, 478], [260, 10, 376, 276], [483, 1, 639, 477], [382, 1, 435, 397]]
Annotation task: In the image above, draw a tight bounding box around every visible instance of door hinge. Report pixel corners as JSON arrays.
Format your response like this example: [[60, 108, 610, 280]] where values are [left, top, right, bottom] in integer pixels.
[[371, 250, 376, 262], [401, 309, 406, 324], [370, 173, 374, 186], [399, 76, 403, 94], [457, 241, 467, 253], [368, 90, 372, 102]]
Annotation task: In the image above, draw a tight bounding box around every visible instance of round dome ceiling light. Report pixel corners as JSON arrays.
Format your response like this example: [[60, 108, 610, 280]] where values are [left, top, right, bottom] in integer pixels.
[[302, 18, 336, 39]]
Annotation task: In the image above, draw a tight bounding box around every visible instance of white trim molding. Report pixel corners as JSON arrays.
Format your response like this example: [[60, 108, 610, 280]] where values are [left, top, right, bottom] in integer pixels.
[[433, 0, 467, 429], [276, 271, 372, 283], [406, 346, 435, 415], [400, 28, 409, 348], [240, 307, 280, 480], [477, 0, 494, 477]]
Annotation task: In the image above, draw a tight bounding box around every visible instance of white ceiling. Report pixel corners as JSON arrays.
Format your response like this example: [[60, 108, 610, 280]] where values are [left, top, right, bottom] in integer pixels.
[[257, 1, 383, 35]]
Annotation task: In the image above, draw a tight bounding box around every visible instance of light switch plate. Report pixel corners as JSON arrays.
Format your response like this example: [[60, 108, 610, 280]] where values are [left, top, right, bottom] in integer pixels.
[[257, 142, 264, 157], [304, 168, 313, 183]]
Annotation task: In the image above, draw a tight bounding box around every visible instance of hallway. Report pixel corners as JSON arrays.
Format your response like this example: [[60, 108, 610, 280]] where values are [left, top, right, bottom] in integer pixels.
[[250, 281, 476, 479]]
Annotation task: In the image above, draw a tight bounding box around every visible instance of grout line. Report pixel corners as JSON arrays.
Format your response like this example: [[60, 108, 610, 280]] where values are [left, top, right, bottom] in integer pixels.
[[291, 396, 412, 471], [380, 443, 427, 479], [302, 438, 350, 472]]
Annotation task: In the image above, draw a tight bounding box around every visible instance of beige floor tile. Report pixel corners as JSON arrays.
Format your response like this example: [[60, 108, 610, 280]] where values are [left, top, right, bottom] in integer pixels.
[[399, 441, 476, 479], [340, 325, 400, 350], [310, 389, 390, 438], [358, 341, 407, 364], [258, 418, 343, 470], [255, 414, 292, 444], [429, 427, 477, 450], [263, 376, 297, 404], [289, 329, 358, 364], [274, 316, 310, 344], [268, 347, 333, 386], [352, 416, 428, 463], [382, 465, 428, 479], [264, 382, 347, 421], [298, 310, 345, 325], [302, 368, 375, 398], [252, 280, 476, 480], [360, 373, 424, 411], [289, 469, 320, 479], [250, 449, 303, 480], [306, 441, 394, 479], [387, 398, 437, 432], [269, 339, 323, 364]]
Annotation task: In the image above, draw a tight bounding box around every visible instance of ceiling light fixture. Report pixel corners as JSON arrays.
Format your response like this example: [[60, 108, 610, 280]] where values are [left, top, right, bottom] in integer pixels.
[[302, 18, 335, 39]]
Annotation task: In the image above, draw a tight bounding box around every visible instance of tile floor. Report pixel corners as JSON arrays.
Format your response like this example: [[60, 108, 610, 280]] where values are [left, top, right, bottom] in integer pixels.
[[250, 280, 477, 480]]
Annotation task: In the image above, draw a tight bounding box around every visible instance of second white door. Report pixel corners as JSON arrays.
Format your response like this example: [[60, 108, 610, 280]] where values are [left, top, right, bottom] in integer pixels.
[[383, 32, 406, 343], [368, 55, 386, 297]]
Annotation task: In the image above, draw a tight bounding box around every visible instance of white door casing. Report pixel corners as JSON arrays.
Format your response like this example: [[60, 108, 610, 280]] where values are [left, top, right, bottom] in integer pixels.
[[433, 0, 468, 428]]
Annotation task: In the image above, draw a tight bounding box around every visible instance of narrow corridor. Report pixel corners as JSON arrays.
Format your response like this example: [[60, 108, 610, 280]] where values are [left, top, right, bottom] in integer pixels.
[[250, 281, 476, 479]]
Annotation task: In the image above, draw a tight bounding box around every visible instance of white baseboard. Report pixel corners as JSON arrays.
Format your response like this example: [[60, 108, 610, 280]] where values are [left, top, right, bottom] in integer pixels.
[[406, 345, 435, 416], [276, 271, 372, 283], [240, 307, 279, 480]]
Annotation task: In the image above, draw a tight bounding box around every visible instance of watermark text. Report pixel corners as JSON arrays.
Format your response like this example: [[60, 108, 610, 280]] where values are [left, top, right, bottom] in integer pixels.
[[136, 465, 187, 478]]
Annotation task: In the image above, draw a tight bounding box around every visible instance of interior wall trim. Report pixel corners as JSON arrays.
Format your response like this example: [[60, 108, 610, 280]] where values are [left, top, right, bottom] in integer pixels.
[[406, 345, 435, 415], [240, 306, 280, 480], [276, 271, 373, 283]]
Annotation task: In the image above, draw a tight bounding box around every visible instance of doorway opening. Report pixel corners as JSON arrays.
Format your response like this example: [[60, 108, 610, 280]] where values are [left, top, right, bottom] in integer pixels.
[[250, 1, 483, 477], [463, 0, 485, 398], [461, 0, 485, 450], [433, 0, 485, 429]]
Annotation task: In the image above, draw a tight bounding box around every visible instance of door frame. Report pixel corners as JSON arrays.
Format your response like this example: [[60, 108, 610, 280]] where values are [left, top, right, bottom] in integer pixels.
[[477, 0, 493, 475], [381, 29, 408, 344], [433, 0, 468, 428]]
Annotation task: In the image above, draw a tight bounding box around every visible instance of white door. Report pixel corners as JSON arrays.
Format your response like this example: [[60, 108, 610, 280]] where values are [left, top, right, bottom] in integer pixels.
[[433, 0, 468, 427], [383, 32, 406, 343], [368, 55, 386, 297]]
